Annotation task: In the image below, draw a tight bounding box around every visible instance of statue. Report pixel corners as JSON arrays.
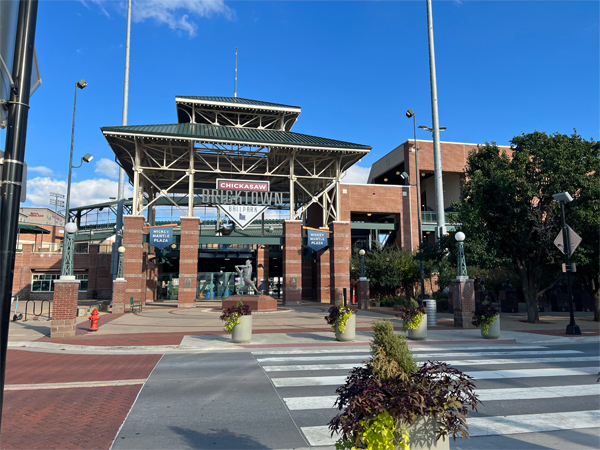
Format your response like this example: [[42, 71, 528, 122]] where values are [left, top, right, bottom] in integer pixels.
[[235, 259, 260, 295], [478, 278, 486, 293]]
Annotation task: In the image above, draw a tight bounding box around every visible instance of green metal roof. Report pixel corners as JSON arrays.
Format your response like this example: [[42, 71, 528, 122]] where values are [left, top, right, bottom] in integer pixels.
[[175, 96, 301, 110], [101, 123, 371, 152], [18, 224, 50, 234]]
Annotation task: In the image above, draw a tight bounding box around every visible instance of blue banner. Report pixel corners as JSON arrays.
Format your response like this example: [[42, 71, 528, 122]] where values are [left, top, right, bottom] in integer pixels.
[[149, 227, 173, 249], [307, 229, 328, 252]]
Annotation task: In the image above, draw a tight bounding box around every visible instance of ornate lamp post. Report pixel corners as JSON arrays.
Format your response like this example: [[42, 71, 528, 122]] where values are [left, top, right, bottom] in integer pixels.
[[359, 249, 366, 278], [455, 231, 468, 279], [61, 222, 78, 277], [117, 246, 126, 278]]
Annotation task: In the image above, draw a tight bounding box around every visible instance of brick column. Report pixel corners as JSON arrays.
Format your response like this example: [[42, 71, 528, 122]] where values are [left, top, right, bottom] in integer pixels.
[[316, 227, 331, 303], [357, 278, 370, 309], [51, 277, 80, 338], [451, 278, 476, 328], [123, 215, 145, 304], [283, 220, 302, 305], [178, 217, 199, 308], [111, 278, 127, 314], [257, 245, 269, 293], [330, 221, 351, 304]]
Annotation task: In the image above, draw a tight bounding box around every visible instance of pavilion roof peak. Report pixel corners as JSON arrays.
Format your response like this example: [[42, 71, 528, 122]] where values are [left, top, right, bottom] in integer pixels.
[[175, 96, 301, 112]]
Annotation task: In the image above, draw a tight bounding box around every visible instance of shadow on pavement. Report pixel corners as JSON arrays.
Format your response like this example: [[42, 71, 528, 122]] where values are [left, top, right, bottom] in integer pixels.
[[169, 426, 270, 449]]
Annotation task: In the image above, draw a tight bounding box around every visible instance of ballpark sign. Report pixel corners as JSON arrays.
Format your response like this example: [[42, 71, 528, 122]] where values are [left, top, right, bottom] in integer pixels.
[[149, 227, 173, 249]]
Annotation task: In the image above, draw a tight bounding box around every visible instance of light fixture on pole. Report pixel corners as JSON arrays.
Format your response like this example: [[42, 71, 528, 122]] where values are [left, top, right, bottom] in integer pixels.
[[61, 79, 90, 276], [61, 222, 78, 278], [405, 109, 426, 303], [117, 246, 126, 278], [359, 249, 366, 279], [552, 191, 581, 335], [455, 231, 468, 279]]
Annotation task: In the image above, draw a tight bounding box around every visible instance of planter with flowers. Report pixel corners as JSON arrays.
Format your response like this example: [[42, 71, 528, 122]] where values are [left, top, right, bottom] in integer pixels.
[[325, 305, 356, 342], [396, 299, 427, 340], [329, 319, 480, 450], [220, 301, 252, 343], [472, 301, 500, 339]]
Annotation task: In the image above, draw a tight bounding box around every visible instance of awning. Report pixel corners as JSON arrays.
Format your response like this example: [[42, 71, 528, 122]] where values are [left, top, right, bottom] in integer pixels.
[[18, 224, 50, 234]]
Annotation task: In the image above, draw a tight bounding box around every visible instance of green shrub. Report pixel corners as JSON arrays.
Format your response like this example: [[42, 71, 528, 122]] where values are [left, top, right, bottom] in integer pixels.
[[370, 320, 416, 377]]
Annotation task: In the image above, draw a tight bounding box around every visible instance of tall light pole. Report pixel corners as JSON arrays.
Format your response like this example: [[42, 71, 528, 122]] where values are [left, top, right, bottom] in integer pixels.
[[113, 0, 132, 278], [406, 109, 425, 303], [426, 0, 446, 241], [552, 191, 581, 335], [49, 192, 64, 227]]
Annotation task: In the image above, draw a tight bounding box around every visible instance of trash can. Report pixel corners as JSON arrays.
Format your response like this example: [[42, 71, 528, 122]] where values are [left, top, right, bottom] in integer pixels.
[[424, 299, 437, 327]]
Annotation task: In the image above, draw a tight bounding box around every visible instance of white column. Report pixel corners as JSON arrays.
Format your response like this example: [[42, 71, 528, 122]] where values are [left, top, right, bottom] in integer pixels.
[[188, 143, 194, 217]]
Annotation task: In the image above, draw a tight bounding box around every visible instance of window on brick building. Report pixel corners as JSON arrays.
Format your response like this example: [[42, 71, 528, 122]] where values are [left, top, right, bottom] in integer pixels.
[[31, 274, 89, 292]]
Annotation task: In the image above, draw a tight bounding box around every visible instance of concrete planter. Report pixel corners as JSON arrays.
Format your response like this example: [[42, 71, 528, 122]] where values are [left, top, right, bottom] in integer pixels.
[[232, 314, 252, 343], [481, 315, 500, 339], [406, 314, 427, 341], [405, 415, 450, 450], [335, 313, 356, 342]]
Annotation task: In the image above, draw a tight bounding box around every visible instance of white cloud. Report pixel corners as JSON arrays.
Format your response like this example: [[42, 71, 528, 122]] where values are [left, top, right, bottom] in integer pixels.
[[28, 166, 54, 176], [341, 165, 371, 184], [89, 0, 233, 37], [95, 158, 119, 178], [26, 177, 133, 208]]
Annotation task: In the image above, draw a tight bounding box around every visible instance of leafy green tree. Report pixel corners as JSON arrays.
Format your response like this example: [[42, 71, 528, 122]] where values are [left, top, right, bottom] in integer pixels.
[[457, 131, 599, 323]]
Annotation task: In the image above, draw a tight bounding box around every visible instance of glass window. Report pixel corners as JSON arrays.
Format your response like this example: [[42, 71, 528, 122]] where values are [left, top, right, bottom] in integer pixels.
[[76, 274, 88, 291], [30, 274, 65, 292]]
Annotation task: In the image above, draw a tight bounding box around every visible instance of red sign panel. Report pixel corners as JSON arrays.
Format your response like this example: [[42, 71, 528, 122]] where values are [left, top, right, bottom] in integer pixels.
[[216, 179, 269, 192]]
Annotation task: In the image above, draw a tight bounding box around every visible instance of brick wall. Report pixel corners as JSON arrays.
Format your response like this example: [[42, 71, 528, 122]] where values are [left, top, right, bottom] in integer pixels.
[[51, 279, 80, 338], [111, 279, 127, 314], [257, 245, 269, 292], [330, 221, 351, 304], [123, 216, 145, 304], [178, 217, 199, 308]]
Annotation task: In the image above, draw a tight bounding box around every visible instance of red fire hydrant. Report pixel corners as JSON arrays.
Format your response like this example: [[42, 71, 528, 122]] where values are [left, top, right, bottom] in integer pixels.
[[89, 309, 100, 331]]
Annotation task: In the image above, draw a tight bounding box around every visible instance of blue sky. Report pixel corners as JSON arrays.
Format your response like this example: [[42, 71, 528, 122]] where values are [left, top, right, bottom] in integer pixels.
[[3, 0, 598, 210]]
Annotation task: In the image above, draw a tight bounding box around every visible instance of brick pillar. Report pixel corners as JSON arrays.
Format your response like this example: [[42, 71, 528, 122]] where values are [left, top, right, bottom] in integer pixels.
[[316, 227, 330, 303], [111, 278, 127, 314], [451, 278, 476, 328], [257, 245, 269, 293], [330, 221, 351, 304], [283, 220, 302, 305], [51, 277, 80, 338], [123, 215, 145, 304], [178, 217, 199, 308], [357, 279, 370, 309]]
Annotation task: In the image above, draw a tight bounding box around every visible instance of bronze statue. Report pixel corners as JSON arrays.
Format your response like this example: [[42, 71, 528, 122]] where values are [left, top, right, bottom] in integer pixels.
[[235, 259, 260, 295]]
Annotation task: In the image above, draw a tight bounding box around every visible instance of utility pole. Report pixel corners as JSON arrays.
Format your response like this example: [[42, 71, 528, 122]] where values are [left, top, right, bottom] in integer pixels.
[[0, 0, 39, 430], [426, 0, 446, 241]]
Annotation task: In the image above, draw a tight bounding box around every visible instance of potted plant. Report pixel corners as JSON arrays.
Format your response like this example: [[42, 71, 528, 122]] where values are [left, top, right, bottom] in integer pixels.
[[472, 301, 500, 339], [220, 301, 252, 343], [325, 305, 356, 342], [396, 299, 427, 340], [329, 320, 480, 450]]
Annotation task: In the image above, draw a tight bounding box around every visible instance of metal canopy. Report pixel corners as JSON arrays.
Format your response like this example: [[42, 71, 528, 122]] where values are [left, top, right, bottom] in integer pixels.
[[101, 97, 371, 227]]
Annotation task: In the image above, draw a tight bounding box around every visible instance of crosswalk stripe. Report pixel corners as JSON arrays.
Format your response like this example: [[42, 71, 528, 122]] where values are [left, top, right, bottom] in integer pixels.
[[282, 384, 600, 410], [262, 356, 599, 372], [256, 350, 581, 363], [301, 410, 600, 446], [251, 345, 548, 356], [270, 366, 598, 387]]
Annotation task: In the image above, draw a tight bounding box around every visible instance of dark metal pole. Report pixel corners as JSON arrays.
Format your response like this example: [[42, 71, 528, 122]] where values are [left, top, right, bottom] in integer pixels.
[[413, 116, 425, 303], [0, 0, 39, 430], [560, 202, 581, 335]]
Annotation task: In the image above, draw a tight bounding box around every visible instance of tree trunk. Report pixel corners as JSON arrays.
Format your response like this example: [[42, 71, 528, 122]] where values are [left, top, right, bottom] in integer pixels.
[[520, 268, 540, 323]]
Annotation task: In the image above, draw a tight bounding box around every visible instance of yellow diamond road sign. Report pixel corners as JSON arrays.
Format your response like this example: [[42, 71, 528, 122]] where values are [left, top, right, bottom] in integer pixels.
[[554, 226, 582, 257]]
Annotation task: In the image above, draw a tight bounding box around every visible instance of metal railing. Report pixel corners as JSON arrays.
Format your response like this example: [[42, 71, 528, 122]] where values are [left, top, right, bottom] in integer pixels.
[[421, 212, 459, 224]]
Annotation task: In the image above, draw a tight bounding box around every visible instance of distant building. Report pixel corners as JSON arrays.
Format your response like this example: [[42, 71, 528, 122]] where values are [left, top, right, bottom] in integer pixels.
[[19, 207, 65, 227]]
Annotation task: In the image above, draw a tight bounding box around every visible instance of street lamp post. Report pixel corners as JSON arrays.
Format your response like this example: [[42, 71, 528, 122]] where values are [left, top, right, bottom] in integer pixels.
[[117, 246, 125, 278], [61, 222, 78, 277], [455, 231, 468, 279], [406, 109, 426, 303], [359, 249, 366, 278], [552, 192, 581, 335]]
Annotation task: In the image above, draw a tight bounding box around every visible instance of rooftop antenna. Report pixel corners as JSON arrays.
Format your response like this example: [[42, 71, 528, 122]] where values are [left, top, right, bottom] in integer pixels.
[[234, 47, 237, 98]]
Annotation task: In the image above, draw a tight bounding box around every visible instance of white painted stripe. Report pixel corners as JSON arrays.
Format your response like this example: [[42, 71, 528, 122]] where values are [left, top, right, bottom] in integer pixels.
[[5, 379, 146, 390], [272, 376, 347, 387], [302, 411, 600, 446], [270, 366, 599, 387], [468, 410, 600, 437], [263, 356, 599, 372], [477, 384, 600, 401], [465, 366, 599, 380], [284, 395, 338, 410], [282, 384, 600, 411], [257, 350, 581, 364], [251, 345, 547, 355]]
